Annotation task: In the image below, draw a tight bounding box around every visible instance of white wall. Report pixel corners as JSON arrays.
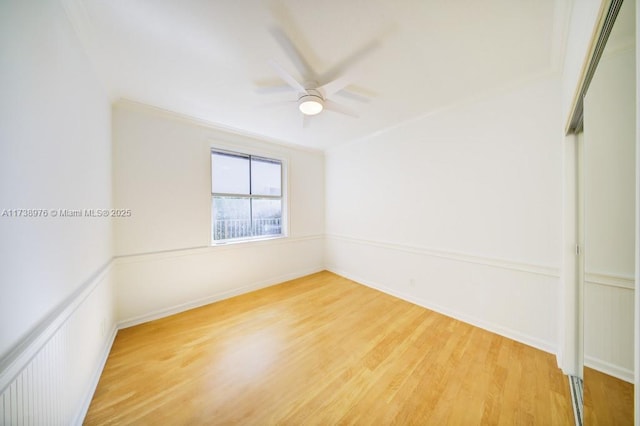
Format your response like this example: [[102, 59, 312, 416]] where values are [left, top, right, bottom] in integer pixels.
[[325, 76, 563, 352], [112, 102, 325, 325], [0, 0, 113, 366], [583, 40, 636, 382], [0, 0, 116, 422]]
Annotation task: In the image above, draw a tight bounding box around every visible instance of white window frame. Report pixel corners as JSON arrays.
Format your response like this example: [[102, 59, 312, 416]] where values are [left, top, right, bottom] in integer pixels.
[[210, 145, 288, 245]]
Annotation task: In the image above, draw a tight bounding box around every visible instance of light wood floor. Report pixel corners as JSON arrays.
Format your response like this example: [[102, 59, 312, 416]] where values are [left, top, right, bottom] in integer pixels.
[[584, 366, 634, 425], [85, 271, 574, 425]]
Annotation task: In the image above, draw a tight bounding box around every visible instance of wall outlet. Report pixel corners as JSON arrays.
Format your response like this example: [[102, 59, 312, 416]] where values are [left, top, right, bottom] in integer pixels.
[[100, 318, 106, 338], [409, 278, 415, 287]]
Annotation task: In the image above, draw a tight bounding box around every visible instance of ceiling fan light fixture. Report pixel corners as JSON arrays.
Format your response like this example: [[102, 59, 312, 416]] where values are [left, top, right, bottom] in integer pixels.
[[298, 95, 324, 115]]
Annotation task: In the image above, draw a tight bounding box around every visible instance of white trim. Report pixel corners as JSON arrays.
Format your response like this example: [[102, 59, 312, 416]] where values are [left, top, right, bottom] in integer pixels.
[[117, 267, 324, 329], [584, 272, 635, 290], [559, 133, 582, 375], [72, 324, 118, 425], [328, 267, 556, 354], [114, 234, 323, 264], [0, 259, 113, 393], [585, 355, 635, 383], [326, 233, 560, 278]]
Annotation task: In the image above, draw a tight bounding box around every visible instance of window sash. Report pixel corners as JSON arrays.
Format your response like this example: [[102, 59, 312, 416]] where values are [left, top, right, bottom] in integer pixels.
[[211, 149, 282, 197], [211, 149, 284, 243], [211, 150, 250, 195]]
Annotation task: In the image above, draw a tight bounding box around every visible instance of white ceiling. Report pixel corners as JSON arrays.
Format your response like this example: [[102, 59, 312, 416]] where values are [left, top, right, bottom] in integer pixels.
[[66, 0, 568, 150]]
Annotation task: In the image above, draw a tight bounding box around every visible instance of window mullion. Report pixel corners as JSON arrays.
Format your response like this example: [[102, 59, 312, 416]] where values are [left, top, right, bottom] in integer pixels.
[[249, 155, 253, 236]]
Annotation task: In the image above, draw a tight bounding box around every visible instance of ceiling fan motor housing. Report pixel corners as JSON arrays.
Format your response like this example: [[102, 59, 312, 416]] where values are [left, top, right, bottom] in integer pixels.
[[298, 90, 324, 115]]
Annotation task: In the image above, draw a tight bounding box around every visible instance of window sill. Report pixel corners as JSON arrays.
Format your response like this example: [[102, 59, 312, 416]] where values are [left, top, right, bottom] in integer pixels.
[[211, 234, 286, 247]]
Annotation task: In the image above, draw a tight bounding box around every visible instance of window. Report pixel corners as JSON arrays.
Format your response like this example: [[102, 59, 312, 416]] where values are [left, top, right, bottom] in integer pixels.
[[211, 149, 284, 243]]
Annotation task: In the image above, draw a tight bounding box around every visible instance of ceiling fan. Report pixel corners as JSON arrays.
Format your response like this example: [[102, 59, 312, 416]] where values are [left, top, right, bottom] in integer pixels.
[[261, 9, 381, 126]]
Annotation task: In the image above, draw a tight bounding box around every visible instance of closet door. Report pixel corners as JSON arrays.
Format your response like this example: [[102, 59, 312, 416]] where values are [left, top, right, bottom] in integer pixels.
[[582, 0, 636, 422]]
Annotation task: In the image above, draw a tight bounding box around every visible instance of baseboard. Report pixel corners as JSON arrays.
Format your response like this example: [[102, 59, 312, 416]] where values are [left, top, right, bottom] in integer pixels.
[[328, 267, 556, 355], [584, 355, 634, 383], [72, 324, 118, 425], [117, 267, 325, 329]]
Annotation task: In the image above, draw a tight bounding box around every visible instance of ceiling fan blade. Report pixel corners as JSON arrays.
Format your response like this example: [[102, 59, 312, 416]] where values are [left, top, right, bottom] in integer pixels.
[[268, 59, 306, 93], [335, 89, 371, 103], [318, 75, 352, 98], [255, 84, 296, 94], [335, 85, 375, 103], [254, 76, 298, 94], [255, 99, 297, 110], [324, 100, 358, 118], [319, 38, 381, 85], [269, 26, 317, 81]]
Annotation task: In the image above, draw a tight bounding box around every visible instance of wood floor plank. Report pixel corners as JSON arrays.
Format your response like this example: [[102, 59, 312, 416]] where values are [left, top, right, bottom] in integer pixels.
[[84, 271, 574, 425], [584, 366, 634, 425]]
